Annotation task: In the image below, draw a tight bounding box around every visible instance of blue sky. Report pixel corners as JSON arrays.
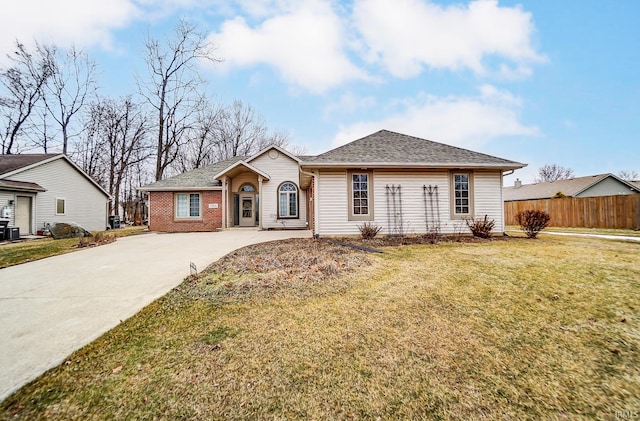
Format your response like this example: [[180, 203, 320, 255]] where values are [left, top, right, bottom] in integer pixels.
[[1, 0, 638, 184]]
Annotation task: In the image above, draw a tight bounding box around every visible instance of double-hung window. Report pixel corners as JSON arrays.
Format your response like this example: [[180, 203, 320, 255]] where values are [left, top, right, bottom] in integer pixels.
[[451, 172, 473, 217], [278, 182, 298, 218], [348, 171, 373, 221], [175, 193, 201, 218]]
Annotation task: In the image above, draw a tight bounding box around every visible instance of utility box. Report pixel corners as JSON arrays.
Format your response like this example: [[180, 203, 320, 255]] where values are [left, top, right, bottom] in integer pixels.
[[5, 227, 20, 241], [108, 215, 121, 229]]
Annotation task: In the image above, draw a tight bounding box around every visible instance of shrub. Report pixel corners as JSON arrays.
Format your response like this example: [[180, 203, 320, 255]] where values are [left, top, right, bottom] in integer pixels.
[[516, 209, 551, 238], [358, 222, 382, 240], [465, 215, 495, 238]]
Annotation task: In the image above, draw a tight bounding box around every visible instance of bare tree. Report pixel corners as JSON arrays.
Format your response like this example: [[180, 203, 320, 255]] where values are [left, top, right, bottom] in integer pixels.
[[618, 170, 639, 181], [0, 41, 53, 154], [534, 164, 575, 183], [137, 19, 219, 181], [42, 45, 97, 154], [77, 96, 151, 215], [176, 98, 224, 172], [211, 99, 292, 161]]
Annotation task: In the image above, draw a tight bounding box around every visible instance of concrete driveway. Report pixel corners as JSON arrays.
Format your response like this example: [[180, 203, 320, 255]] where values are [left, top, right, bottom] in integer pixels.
[[0, 229, 310, 402]]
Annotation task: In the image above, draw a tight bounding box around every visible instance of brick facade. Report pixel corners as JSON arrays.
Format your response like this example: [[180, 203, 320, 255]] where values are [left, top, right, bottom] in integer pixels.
[[149, 190, 223, 232]]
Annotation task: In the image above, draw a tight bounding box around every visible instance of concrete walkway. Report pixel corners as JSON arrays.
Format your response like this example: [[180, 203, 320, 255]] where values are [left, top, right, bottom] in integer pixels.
[[542, 231, 640, 242], [506, 229, 640, 242], [0, 229, 311, 402]]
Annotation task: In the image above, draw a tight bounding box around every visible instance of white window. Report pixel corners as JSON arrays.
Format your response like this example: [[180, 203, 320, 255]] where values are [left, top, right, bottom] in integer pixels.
[[452, 173, 473, 216], [348, 171, 374, 221], [278, 182, 298, 218], [56, 198, 66, 215], [175, 193, 201, 218]]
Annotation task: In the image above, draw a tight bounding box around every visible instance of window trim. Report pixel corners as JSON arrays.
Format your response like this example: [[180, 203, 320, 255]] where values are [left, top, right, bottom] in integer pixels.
[[347, 170, 374, 221], [55, 197, 66, 215], [174, 192, 202, 220], [277, 181, 299, 219], [449, 171, 474, 219]]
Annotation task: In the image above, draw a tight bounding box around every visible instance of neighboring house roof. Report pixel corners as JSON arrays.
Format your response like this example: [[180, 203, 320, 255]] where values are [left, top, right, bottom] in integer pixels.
[[0, 179, 46, 192], [0, 154, 59, 175], [503, 173, 640, 201], [140, 156, 245, 191], [0, 153, 110, 197], [302, 129, 525, 169]]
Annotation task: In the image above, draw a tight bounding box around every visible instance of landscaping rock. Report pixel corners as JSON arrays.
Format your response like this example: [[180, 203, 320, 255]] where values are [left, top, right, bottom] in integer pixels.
[[50, 222, 92, 239]]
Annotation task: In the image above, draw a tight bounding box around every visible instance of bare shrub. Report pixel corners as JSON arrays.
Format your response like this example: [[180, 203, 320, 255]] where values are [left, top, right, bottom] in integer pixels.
[[182, 238, 372, 303], [465, 215, 495, 239], [516, 210, 551, 238], [76, 232, 116, 248], [358, 222, 382, 240]]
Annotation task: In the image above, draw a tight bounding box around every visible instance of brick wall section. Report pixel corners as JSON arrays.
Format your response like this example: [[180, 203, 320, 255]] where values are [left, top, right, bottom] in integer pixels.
[[149, 191, 223, 232]]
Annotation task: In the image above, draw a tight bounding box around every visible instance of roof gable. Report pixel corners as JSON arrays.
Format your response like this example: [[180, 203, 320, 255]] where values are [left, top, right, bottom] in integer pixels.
[[246, 144, 300, 164], [213, 160, 271, 180], [302, 129, 525, 169]]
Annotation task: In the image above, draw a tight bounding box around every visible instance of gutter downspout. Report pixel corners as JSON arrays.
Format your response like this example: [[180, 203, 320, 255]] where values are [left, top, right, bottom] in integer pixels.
[[500, 170, 514, 235], [299, 168, 317, 237]]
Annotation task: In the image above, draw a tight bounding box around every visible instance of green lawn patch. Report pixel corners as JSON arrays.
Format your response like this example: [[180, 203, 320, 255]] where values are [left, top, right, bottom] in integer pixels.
[[1, 236, 638, 419]]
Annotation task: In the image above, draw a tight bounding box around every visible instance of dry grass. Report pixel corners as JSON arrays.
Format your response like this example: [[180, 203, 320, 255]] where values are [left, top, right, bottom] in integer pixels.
[[180, 238, 372, 303], [1, 236, 639, 420], [0, 226, 147, 268]]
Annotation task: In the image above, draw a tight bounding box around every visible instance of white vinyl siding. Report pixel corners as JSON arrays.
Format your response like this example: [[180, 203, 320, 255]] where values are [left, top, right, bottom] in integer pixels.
[[315, 169, 505, 236], [7, 158, 109, 232], [249, 151, 307, 229], [472, 170, 504, 232], [317, 170, 352, 235]]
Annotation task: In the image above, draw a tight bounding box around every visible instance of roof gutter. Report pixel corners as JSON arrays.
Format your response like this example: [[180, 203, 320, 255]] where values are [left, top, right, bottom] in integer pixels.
[[137, 186, 223, 192]]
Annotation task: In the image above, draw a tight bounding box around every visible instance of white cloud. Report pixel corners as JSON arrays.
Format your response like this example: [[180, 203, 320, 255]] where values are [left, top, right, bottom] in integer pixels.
[[0, 0, 141, 59], [331, 85, 539, 148], [353, 0, 546, 78], [323, 92, 377, 118], [210, 0, 368, 93]]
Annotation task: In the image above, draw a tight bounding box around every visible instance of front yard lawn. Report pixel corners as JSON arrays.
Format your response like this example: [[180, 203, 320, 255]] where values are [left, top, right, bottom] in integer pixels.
[[1, 236, 638, 419]]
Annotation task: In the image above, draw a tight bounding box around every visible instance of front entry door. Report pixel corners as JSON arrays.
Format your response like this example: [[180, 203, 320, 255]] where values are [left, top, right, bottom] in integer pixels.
[[16, 196, 32, 234], [239, 194, 254, 227]]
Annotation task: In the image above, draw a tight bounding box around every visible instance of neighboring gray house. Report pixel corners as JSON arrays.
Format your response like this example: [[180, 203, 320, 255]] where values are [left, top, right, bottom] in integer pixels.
[[503, 173, 640, 202], [0, 154, 110, 235], [141, 129, 526, 236]]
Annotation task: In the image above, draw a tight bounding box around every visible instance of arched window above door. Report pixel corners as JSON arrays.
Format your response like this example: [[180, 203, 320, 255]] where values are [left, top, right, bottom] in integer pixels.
[[240, 184, 255, 192]]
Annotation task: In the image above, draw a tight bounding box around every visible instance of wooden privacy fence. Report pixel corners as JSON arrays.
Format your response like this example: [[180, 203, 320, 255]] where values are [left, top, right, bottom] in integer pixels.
[[504, 194, 640, 230]]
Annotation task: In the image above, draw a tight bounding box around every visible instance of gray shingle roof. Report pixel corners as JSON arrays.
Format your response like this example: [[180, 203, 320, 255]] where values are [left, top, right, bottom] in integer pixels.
[[503, 173, 640, 201], [302, 130, 524, 168], [140, 157, 245, 191], [0, 154, 60, 176]]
